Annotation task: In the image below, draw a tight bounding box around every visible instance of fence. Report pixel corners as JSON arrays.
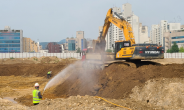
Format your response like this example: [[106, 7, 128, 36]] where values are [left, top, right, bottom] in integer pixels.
[[0, 53, 82, 59], [164, 53, 184, 58], [0, 53, 183, 59]]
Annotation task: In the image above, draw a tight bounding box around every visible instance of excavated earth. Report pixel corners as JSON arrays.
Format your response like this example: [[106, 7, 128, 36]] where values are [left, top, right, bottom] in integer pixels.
[[1, 58, 184, 109]]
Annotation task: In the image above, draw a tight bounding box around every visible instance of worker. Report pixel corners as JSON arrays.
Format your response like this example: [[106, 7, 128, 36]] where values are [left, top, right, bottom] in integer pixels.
[[32, 83, 42, 105], [47, 71, 52, 79]]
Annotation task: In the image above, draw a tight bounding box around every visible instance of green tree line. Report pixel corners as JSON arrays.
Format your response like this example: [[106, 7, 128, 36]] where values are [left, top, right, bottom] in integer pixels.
[[167, 42, 184, 53]]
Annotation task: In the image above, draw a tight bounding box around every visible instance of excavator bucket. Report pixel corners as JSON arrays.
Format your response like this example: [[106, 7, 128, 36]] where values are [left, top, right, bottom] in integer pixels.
[[92, 38, 106, 53]]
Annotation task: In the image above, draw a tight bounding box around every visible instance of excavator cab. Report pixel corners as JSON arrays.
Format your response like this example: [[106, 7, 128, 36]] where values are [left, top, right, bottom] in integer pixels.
[[114, 41, 131, 60]]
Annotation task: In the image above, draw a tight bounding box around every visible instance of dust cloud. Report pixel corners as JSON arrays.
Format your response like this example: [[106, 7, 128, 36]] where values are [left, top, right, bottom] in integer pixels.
[[43, 60, 100, 95]]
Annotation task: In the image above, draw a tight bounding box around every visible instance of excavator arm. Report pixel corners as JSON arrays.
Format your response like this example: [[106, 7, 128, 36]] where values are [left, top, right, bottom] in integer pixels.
[[93, 8, 135, 53]]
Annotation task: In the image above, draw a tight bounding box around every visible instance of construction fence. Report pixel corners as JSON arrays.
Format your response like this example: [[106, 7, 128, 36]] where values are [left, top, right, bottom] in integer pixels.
[[0, 53, 183, 59], [0, 53, 82, 59], [164, 53, 184, 58]]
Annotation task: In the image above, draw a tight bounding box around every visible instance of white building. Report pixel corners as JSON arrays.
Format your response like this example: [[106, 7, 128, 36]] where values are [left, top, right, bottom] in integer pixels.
[[123, 3, 140, 44], [104, 3, 141, 50], [150, 24, 160, 44], [139, 23, 149, 43], [105, 7, 124, 50], [150, 20, 181, 46]]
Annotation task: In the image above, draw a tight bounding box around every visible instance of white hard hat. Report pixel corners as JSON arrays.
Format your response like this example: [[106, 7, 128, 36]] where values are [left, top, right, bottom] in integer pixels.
[[35, 83, 39, 87]]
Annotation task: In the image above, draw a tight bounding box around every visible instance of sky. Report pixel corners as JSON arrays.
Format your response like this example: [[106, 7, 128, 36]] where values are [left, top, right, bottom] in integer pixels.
[[0, 0, 183, 42]]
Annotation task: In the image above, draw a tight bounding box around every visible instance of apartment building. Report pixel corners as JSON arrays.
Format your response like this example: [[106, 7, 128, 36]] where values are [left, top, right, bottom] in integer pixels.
[[105, 7, 124, 50], [105, 3, 141, 50], [123, 3, 140, 43], [23, 37, 38, 52], [150, 20, 181, 47], [139, 23, 149, 43]]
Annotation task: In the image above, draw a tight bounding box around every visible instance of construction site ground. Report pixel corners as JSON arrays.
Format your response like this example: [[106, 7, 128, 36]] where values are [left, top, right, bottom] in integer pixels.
[[1, 57, 184, 110]]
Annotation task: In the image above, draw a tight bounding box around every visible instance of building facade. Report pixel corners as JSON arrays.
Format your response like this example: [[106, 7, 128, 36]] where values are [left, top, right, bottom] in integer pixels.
[[139, 23, 149, 43], [23, 37, 39, 52], [0, 26, 23, 53], [105, 3, 141, 50], [47, 42, 61, 53], [105, 7, 124, 50], [164, 30, 184, 51], [123, 3, 140, 43], [65, 37, 77, 53], [76, 31, 87, 51], [150, 20, 181, 47], [65, 31, 87, 53]]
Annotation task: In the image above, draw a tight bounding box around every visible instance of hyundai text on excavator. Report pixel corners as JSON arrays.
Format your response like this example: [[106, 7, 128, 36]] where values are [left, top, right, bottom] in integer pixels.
[[83, 8, 164, 68]]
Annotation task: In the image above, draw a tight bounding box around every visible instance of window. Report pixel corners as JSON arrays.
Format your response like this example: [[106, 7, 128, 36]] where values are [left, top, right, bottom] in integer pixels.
[[0, 40, 20, 43], [172, 36, 184, 39]]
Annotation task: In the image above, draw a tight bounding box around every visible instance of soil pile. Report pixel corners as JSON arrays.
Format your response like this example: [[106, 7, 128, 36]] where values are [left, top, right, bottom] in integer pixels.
[[45, 63, 184, 99], [0, 57, 77, 64], [0, 98, 28, 110], [130, 78, 184, 108], [1, 58, 184, 109], [0, 63, 65, 77], [30, 95, 163, 110], [1, 58, 35, 64]]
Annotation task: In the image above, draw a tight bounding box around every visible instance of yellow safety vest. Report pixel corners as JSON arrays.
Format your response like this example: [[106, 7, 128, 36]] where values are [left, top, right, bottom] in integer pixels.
[[32, 89, 41, 104], [47, 71, 51, 74]]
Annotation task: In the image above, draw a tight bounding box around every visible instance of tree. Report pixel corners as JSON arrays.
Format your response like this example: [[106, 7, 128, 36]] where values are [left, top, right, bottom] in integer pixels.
[[179, 47, 184, 53], [106, 49, 112, 52], [166, 49, 171, 53], [76, 47, 81, 53], [171, 42, 179, 53]]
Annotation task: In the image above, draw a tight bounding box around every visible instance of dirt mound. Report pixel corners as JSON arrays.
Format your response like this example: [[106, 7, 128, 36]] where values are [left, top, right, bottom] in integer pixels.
[[29, 95, 163, 110], [130, 78, 184, 108], [0, 98, 28, 110], [43, 63, 184, 100], [40, 57, 52, 63], [15, 95, 33, 106], [0, 57, 77, 64], [0, 63, 66, 77], [1, 58, 35, 64]]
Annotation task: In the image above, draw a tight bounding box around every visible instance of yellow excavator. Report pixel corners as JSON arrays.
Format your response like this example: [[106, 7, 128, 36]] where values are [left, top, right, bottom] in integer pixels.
[[84, 8, 164, 64]]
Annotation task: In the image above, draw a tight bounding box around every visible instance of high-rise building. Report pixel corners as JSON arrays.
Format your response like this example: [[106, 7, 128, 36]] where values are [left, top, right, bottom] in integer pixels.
[[0, 26, 23, 53], [76, 31, 87, 51], [123, 3, 140, 43], [105, 3, 141, 50], [150, 20, 181, 47], [105, 7, 124, 50], [139, 23, 149, 43]]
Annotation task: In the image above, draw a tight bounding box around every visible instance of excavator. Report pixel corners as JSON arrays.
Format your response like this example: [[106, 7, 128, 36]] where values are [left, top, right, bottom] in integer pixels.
[[83, 8, 164, 68]]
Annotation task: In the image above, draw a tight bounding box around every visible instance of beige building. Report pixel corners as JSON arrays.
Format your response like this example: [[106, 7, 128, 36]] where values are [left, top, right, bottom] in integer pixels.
[[139, 23, 149, 43], [164, 30, 184, 51], [76, 31, 85, 50], [23, 37, 38, 52]]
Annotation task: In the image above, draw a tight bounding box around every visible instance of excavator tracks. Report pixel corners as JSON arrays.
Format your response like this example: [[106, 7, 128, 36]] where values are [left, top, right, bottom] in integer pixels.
[[82, 60, 162, 70]]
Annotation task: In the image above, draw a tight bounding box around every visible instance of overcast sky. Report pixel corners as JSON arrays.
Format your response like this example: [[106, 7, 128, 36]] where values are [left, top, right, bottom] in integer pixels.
[[0, 0, 183, 42]]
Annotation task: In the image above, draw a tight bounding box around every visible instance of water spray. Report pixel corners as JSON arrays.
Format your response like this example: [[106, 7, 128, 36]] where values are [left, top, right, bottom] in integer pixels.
[[42, 62, 79, 95]]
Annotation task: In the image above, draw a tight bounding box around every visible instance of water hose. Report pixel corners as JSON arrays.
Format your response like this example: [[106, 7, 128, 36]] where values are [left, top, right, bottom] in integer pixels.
[[95, 96, 131, 110]]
